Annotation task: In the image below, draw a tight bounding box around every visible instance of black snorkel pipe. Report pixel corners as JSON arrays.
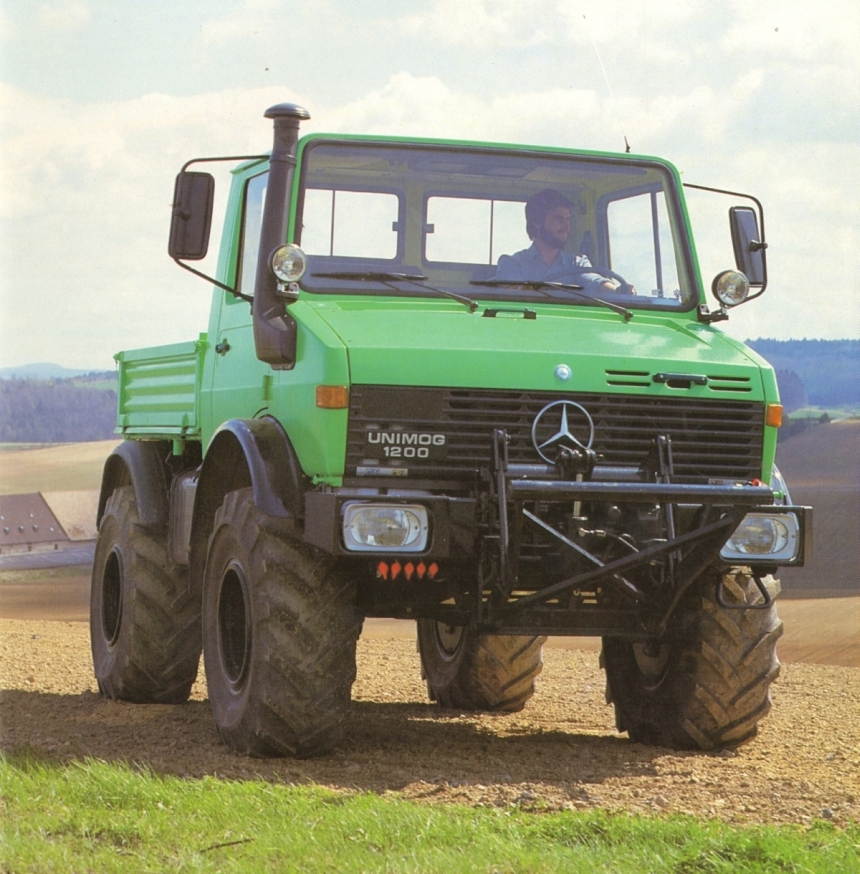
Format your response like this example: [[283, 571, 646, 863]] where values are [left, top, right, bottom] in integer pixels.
[[252, 102, 310, 368]]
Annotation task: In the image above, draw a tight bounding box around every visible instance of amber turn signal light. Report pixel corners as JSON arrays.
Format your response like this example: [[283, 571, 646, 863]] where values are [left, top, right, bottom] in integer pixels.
[[766, 404, 783, 428], [316, 385, 349, 409]]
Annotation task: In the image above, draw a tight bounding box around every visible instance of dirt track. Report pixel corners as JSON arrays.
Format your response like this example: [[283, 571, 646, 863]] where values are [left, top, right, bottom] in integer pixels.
[[2, 596, 859, 826]]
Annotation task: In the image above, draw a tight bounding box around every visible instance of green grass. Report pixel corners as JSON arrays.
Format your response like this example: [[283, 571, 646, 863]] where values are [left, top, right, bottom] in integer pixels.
[[2, 754, 856, 873]]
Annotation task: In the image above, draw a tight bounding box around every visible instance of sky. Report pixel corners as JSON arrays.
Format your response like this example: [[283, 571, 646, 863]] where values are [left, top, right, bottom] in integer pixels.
[[1, 0, 858, 370]]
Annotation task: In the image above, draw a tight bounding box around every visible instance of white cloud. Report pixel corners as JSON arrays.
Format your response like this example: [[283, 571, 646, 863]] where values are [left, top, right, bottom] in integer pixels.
[[723, 0, 860, 64], [0, 8, 15, 40], [36, 0, 90, 31], [198, 0, 282, 46], [399, 0, 543, 48]]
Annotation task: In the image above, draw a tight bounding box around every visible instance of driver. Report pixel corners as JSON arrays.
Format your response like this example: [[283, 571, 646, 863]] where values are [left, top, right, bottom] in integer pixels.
[[494, 188, 631, 293]]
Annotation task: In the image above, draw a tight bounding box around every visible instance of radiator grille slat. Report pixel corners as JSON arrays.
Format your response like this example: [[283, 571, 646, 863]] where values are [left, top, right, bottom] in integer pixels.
[[347, 387, 763, 483]]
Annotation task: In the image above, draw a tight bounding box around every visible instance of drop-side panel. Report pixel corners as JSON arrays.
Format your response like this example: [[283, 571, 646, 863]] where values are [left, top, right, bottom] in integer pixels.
[[115, 338, 205, 438]]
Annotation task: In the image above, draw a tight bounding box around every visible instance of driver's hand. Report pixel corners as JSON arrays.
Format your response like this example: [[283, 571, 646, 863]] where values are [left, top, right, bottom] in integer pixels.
[[600, 280, 636, 295]]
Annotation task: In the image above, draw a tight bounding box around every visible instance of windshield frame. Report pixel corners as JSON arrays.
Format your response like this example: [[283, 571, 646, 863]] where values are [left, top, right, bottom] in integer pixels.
[[290, 135, 701, 314]]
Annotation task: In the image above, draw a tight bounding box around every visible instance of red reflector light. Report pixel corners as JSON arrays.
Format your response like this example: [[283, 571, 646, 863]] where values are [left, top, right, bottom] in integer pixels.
[[376, 560, 438, 581]]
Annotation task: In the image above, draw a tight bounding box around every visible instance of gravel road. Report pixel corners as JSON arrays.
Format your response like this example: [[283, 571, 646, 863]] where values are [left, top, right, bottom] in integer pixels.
[[2, 616, 858, 827]]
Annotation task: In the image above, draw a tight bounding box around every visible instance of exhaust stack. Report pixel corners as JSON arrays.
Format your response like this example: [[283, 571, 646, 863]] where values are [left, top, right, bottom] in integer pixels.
[[253, 102, 310, 369]]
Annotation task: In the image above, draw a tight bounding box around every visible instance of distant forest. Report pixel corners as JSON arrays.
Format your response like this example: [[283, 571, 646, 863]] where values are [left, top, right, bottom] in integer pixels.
[[0, 373, 117, 443], [0, 340, 856, 443], [747, 339, 860, 411]]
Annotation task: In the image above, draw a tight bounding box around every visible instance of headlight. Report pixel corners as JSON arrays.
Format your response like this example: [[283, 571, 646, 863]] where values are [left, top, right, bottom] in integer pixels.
[[270, 244, 307, 283], [342, 503, 429, 552], [721, 512, 800, 563], [712, 269, 750, 306]]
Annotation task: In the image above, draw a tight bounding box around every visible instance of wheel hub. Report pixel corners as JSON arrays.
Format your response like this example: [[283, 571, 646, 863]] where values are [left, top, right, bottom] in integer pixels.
[[217, 564, 251, 688], [101, 547, 123, 647], [632, 640, 672, 680], [434, 622, 464, 659]]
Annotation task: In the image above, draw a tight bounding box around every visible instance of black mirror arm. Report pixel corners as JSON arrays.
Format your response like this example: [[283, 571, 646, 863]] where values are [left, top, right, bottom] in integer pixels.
[[168, 153, 268, 303], [684, 182, 768, 298]]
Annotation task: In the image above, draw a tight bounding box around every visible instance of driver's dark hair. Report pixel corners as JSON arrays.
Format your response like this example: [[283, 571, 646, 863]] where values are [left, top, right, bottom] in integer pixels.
[[525, 189, 572, 239]]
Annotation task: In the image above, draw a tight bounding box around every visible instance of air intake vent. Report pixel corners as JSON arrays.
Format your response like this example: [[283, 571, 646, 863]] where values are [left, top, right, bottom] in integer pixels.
[[605, 369, 650, 387], [707, 375, 753, 393]]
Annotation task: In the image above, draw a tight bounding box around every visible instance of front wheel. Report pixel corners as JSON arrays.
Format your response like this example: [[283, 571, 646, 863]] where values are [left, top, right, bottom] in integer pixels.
[[602, 569, 783, 750], [202, 489, 362, 757], [417, 620, 545, 712]]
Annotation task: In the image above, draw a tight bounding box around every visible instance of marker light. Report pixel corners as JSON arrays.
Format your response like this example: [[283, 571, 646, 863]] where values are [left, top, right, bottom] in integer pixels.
[[766, 404, 783, 428], [342, 503, 429, 552], [316, 385, 349, 408]]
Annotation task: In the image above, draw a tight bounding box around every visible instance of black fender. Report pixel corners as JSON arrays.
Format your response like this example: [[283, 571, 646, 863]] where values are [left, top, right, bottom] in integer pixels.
[[97, 440, 171, 531], [188, 417, 310, 590]]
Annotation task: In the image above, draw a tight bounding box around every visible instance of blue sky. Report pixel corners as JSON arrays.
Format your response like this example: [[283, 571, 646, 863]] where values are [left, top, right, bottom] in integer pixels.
[[1, 0, 858, 369]]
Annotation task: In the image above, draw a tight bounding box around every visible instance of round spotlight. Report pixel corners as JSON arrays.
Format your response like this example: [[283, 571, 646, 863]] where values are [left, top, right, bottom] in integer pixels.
[[270, 244, 307, 283], [712, 270, 750, 307]]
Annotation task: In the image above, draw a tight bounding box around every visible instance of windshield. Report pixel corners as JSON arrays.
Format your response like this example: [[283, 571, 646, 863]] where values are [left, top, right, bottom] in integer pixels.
[[295, 140, 696, 311]]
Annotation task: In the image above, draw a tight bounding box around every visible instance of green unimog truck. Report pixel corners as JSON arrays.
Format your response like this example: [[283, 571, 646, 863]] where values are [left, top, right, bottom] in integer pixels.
[[91, 103, 811, 757]]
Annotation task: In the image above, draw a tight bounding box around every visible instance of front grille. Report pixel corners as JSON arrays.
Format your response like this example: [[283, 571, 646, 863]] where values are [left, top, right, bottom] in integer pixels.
[[346, 386, 764, 483]]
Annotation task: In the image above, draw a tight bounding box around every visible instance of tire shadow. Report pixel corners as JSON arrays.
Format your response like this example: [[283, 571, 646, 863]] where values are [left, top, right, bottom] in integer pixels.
[[0, 689, 684, 794]]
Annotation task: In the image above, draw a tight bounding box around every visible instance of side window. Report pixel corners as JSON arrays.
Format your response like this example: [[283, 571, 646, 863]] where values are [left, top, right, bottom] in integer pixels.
[[606, 190, 682, 301], [425, 196, 523, 264], [301, 189, 399, 259], [237, 172, 268, 296]]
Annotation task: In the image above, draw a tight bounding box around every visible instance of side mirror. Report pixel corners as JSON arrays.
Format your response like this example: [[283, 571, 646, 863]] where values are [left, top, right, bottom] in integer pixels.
[[168, 171, 214, 260], [729, 206, 766, 286]]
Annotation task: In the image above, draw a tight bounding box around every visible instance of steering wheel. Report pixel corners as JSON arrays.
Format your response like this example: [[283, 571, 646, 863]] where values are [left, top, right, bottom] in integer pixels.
[[556, 267, 635, 296]]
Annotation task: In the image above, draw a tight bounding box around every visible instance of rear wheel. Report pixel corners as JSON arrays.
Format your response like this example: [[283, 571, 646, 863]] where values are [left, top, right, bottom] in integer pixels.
[[90, 486, 201, 703], [417, 619, 545, 712], [202, 489, 362, 757], [602, 569, 782, 750]]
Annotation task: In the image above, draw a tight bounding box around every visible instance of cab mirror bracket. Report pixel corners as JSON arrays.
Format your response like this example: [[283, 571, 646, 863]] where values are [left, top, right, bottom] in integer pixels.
[[167, 154, 268, 301]]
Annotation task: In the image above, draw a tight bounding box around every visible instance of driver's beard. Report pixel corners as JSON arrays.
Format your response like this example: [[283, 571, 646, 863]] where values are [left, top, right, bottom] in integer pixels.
[[537, 225, 568, 252]]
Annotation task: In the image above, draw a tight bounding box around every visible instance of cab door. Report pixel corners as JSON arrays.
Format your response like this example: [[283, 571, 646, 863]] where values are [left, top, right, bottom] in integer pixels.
[[208, 171, 273, 431]]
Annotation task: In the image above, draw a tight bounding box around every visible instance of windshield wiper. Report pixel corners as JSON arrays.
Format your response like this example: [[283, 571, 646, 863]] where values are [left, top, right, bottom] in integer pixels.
[[470, 278, 633, 322], [312, 271, 478, 312]]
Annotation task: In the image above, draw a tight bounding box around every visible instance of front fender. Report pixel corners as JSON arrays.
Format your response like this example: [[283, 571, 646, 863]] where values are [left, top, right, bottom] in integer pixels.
[[188, 417, 310, 592], [203, 417, 309, 520]]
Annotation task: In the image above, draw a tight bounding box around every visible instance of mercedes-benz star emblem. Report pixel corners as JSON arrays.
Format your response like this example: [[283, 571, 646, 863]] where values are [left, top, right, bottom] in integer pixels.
[[531, 400, 595, 464]]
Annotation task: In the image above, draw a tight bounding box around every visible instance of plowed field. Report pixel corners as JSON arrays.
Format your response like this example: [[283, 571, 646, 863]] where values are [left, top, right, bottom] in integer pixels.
[[2, 602, 858, 827]]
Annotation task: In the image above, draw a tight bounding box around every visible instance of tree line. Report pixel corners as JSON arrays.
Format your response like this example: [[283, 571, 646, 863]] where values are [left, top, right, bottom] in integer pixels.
[[748, 339, 860, 410], [0, 375, 117, 443]]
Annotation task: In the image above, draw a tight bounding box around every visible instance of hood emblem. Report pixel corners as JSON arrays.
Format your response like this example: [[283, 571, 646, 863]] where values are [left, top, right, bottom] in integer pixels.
[[531, 400, 595, 464]]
